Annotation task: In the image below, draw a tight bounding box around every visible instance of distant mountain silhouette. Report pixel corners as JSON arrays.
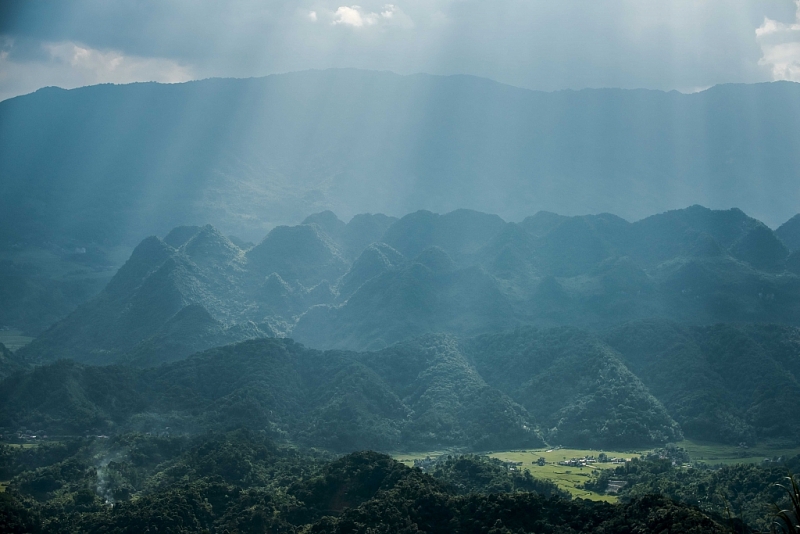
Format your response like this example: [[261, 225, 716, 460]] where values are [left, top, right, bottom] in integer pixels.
[[2, 71, 799, 251]]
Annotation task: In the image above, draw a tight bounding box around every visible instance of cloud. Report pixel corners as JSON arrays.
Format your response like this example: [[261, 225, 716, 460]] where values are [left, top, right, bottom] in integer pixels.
[[756, 0, 800, 81], [0, 38, 193, 101], [380, 5, 398, 19], [44, 42, 192, 83], [331, 4, 409, 28], [332, 6, 374, 27], [308, 10, 318, 21]]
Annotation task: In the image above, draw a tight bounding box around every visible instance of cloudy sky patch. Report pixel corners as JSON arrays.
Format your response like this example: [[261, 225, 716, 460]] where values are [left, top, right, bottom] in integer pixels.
[[328, 4, 410, 28], [332, 6, 379, 27], [756, 0, 800, 80], [0, 36, 193, 101]]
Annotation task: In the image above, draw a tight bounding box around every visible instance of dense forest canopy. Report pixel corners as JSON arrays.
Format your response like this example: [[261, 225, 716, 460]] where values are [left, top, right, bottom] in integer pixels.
[[5, 322, 800, 452]]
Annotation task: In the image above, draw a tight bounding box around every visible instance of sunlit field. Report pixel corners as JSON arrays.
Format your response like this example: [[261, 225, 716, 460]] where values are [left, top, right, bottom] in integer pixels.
[[394, 439, 800, 502], [394, 446, 644, 501]]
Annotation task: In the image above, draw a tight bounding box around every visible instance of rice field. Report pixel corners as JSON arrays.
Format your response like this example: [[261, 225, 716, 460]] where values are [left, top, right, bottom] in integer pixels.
[[393, 439, 800, 501], [394, 446, 644, 502], [485, 447, 641, 502]]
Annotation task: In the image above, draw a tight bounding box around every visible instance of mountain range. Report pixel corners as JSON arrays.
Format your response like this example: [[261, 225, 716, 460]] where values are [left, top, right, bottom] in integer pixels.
[[3, 71, 800, 249], [16, 204, 800, 362], [6, 202, 800, 451], [4, 203, 800, 451], [3, 71, 800, 336]]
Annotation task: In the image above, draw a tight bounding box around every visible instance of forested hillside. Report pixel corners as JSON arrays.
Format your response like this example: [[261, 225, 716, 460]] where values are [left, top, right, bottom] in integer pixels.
[[585, 454, 800, 532], [605, 321, 800, 444], [6, 322, 800, 451], [464, 328, 682, 448], [3, 337, 545, 452]]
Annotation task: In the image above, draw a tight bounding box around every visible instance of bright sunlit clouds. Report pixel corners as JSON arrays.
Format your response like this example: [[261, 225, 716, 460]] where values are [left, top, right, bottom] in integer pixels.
[[1, 0, 799, 101], [328, 5, 409, 28], [756, 0, 800, 80], [333, 6, 376, 27]]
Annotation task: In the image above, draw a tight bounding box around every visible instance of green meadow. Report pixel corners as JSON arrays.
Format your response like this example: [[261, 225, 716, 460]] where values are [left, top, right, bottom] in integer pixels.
[[394, 447, 643, 502], [394, 440, 800, 502], [677, 440, 800, 466], [485, 448, 640, 502]]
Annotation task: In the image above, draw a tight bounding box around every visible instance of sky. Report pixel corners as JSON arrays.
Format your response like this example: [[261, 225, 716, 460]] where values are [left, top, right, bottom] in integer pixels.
[[1, 0, 799, 101]]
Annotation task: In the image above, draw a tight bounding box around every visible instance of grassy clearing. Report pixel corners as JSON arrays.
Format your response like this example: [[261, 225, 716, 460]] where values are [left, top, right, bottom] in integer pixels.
[[0, 329, 34, 351], [485, 448, 643, 502], [394, 450, 457, 466], [393, 447, 643, 502], [677, 440, 800, 466]]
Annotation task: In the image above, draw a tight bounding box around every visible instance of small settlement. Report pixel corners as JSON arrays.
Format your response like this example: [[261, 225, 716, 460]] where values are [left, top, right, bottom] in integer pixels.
[[557, 455, 629, 468]]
